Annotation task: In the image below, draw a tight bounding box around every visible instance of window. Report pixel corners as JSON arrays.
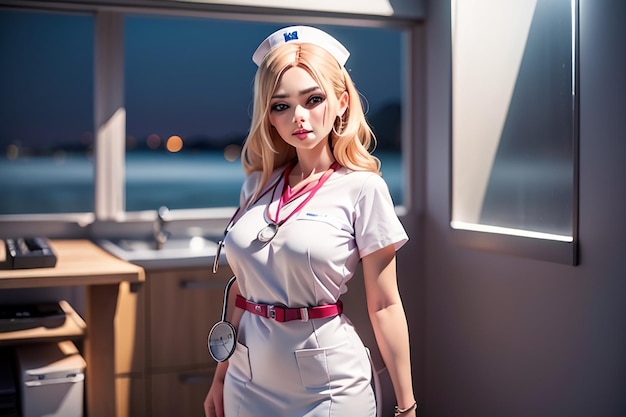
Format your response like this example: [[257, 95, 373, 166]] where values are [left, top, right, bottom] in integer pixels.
[[0, 10, 94, 215], [0, 10, 405, 216], [450, 0, 578, 264]]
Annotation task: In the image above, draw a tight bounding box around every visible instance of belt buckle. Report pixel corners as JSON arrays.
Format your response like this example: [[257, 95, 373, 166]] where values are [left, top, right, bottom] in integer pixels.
[[300, 307, 309, 322], [267, 305, 277, 320]]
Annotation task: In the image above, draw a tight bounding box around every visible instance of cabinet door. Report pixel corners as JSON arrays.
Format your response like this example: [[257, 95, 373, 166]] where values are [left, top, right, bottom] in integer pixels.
[[150, 369, 214, 417], [149, 267, 232, 369]]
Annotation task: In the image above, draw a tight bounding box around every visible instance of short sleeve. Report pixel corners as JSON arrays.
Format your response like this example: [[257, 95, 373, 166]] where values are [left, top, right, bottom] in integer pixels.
[[239, 171, 261, 208], [354, 174, 408, 258]]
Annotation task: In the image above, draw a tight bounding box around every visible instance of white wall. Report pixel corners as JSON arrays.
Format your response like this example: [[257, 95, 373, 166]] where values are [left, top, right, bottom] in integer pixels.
[[416, 0, 626, 416]]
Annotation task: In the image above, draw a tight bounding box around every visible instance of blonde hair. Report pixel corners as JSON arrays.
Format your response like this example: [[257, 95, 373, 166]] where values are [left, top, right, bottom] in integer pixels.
[[242, 42, 380, 201]]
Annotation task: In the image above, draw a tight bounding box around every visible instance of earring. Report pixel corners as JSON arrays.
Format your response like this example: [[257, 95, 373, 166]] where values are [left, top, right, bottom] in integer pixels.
[[332, 114, 345, 136]]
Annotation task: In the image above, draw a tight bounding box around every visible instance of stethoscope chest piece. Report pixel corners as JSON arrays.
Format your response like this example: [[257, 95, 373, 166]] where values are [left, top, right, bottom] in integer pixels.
[[257, 223, 278, 243], [208, 320, 236, 362], [208, 276, 237, 362]]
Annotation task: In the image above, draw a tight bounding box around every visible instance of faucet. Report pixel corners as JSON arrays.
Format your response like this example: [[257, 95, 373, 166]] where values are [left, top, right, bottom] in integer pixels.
[[154, 206, 171, 249]]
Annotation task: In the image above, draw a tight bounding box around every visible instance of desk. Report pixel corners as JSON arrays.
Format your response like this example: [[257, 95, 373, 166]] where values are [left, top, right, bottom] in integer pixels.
[[0, 239, 145, 417]]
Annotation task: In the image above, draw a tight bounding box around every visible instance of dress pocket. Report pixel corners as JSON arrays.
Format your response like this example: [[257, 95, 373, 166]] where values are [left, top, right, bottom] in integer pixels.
[[295, 340, 370, 389], [294, 347, 329, 389], [229, 341, 252, 382]]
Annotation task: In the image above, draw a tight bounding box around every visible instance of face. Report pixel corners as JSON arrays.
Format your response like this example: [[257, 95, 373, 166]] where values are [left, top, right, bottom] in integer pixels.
[[268, 66, 346, 152]]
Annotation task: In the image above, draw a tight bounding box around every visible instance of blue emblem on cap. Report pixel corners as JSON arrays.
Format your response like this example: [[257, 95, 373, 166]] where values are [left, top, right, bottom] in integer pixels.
[[283, 30, 299, 42]]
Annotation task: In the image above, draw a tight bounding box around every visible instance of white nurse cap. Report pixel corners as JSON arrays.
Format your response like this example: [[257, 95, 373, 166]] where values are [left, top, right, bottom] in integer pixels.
[[252, 25, 350, 67]]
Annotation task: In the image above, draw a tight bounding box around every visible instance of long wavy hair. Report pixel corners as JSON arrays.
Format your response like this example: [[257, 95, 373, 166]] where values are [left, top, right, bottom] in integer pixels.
[[242, 42, 380, 202]]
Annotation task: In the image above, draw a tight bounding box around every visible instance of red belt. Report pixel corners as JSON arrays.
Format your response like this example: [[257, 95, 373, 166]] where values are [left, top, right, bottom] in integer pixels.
[[235, 295, 342, 322]]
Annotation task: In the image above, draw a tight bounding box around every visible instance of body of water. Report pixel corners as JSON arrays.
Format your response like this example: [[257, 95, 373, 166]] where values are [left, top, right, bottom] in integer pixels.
[[0, 151, 403, 215]]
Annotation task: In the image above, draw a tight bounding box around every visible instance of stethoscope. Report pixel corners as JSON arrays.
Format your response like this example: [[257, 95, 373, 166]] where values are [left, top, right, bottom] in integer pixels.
[[207, 168, 285, 362], [208, 161, 337, 362], [207, 275, 237, 362], [211, 166, 286, 274]]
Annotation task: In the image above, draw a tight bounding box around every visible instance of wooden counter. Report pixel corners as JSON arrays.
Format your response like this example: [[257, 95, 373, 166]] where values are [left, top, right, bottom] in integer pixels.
[[0, 239, 144, 289], [0, 239, 145, 417]]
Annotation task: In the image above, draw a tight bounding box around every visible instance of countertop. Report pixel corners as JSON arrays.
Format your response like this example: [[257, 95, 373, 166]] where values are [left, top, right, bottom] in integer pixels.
[[0, 239, 145, 289]]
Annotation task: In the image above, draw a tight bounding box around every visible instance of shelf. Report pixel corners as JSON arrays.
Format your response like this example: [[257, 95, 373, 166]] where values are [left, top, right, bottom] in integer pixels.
[[0, 300, 86, 346]]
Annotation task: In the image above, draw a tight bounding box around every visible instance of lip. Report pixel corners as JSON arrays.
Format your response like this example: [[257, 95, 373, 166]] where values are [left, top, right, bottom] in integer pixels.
[[292, 129, 312, 139]]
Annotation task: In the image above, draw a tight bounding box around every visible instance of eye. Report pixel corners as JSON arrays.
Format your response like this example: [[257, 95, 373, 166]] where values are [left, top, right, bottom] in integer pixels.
[[307, 95, 326, 107], [270, 102, 289, 112]]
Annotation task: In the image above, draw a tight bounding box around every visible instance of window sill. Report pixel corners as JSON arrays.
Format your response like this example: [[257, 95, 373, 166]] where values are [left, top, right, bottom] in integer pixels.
[[450, 222, 578, 265]]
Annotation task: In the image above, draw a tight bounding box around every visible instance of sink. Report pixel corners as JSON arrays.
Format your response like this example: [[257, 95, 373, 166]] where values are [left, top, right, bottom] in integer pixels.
[[98, 236, 221, 269], [114, 236, 216, 252]]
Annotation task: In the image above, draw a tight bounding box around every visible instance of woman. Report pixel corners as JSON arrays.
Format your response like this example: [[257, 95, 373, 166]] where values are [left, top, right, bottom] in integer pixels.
[[204, 25, 416, 417]]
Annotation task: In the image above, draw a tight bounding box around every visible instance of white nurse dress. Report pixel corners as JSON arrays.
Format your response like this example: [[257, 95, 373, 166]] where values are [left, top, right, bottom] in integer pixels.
[[221, 166, 408, 417]]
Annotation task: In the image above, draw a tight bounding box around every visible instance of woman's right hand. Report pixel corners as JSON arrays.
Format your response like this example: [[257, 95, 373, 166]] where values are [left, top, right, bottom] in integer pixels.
[[203, 373, 225, 417]]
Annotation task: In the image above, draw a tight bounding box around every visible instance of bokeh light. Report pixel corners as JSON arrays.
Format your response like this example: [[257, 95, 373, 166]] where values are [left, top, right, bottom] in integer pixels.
[[146, 133, 161, 150], [166, 135, 184, 152], [223, 144, 241, 162]]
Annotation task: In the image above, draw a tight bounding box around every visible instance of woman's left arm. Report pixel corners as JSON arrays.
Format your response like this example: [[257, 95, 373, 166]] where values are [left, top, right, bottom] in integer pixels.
[[362, 244, 416, 414]]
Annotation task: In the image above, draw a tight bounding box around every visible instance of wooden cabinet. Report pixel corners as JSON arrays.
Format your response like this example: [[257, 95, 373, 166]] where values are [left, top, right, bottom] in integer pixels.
[[150, 369, 215, 416], [115, 265, 232, 417], [148, 268, 228, 370]]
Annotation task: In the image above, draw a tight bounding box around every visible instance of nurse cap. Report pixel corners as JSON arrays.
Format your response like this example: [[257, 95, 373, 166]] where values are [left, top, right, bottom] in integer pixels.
[[252, 25, 350, 67]]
